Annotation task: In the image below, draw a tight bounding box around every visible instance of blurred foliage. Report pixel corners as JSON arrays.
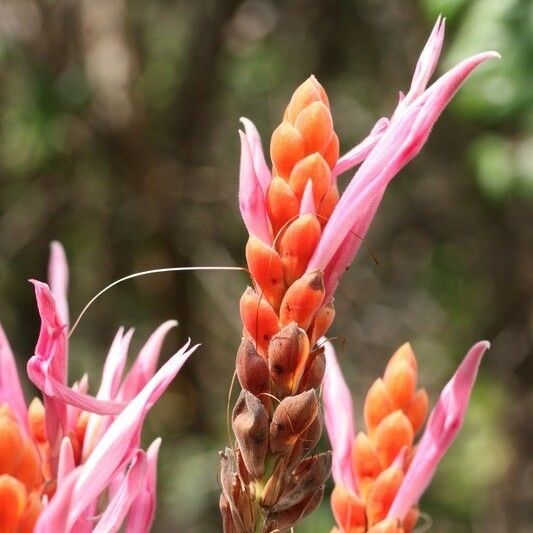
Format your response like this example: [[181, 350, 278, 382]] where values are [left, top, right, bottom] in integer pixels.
[[0, 0, 531, 531]]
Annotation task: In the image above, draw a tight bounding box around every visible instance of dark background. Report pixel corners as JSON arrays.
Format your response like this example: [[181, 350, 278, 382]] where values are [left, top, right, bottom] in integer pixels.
[[0, 0, 531, 531]]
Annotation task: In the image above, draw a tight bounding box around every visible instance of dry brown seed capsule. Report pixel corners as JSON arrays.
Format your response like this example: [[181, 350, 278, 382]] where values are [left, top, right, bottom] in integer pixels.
[[284, 411, 323, 473], [270, 452, 332, 513], [236, 338, 270, 402], [298, 346, 326, 392], [232, 391, 269, 479], [268, 322, 309, 397], [270, 390, 319, 454], [264, 485, 325, 532], [219, 448, 248, 533]]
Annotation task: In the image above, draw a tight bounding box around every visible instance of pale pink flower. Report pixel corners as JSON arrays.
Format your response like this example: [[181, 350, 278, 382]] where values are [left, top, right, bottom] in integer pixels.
[[0, 242, 198, 532]]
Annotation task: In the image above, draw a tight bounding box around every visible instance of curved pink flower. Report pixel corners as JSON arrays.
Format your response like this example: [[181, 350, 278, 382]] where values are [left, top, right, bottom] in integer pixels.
[[0, 242, 198, 531]]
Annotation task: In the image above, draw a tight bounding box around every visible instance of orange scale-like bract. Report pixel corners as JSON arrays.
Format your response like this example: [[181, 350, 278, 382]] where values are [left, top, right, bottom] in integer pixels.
[[0, 406, 45, 533], [227, 74, 340, 532], [266, 176, 300, 237], [270, 121, 306, 179], [329, 345, 428, 533], [278, 214, 322, 285], [289, 153, 331, 205], [331, 485, 367, 533]]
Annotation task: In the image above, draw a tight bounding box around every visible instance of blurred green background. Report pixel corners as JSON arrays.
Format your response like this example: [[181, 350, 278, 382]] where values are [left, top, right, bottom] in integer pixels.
[[0, 0, 531, 531]]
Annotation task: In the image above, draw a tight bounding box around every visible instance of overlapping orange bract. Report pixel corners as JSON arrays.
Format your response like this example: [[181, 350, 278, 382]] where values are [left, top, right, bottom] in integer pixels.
[[0, 404, 43, 533], [268, 76, 339, 237], [243, 76, 339, 350], [222, 77, 340, 533], [331, 344, 428, 533], [0, 391, 88, 532]]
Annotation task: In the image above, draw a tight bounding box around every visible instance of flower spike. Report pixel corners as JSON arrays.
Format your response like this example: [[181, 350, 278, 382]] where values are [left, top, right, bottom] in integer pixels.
[[324, 341, 488, 532], [388, 341, 490, 520], [227, 16, 497, 532], [323, 340, 357, 492]]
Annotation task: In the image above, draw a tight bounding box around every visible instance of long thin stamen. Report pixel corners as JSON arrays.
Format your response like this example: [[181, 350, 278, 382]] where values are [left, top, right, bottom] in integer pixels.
[[69, 266, 245, 338]]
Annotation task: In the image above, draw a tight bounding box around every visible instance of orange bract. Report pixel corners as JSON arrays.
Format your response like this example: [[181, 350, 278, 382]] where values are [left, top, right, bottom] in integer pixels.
[[334, 345, 428, 532]]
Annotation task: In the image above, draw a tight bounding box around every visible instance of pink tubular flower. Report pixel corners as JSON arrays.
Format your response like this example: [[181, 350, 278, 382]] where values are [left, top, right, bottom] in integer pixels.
[[0, 242, 198, 532], [323, 340, 490, 532], [237, 16, 499, 301]]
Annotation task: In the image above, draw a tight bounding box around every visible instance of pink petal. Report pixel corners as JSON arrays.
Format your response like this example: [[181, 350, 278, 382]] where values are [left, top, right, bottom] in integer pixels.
[[323, 340, 357, 493], [27, 356, 125, 415], [126, 438, 161, 533], [66, 340, 198, 527], [0, 323, 27, 431], [332, 117, 389, 180], [99, 327, 133, 400], [322, 192, 383, 302], [240, 117, 272, 195], [31, 279, 68, 467], [48, 241, 69, 325], [238, 121, 272, 244], [57, 436, 76, 485], [82, 328, 134, 460], [387, 341, 490, 520], [393, 16, 446, 116], [308, 47, 498, 289], [66, 374, 89, 435], [93, 451, 148, 533], [119, 320, 178, 401], [300, 180, 316, 215], [34, 468, 82, 533]]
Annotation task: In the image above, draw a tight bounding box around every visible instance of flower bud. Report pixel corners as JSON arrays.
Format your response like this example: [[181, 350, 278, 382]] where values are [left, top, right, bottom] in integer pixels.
[[353, 432, 381, 499], [323, 132, 339, 168], [298, 347, 326, 392], [232, 391, 269, 479], [0, 406, 23, 475], [270, 452, 331, 513], [279, 271, 325, 330], [285, 76, 329, 124], [27, 398, 46, 445], [0, 475, 27, 531], [317, 185, 339, 226]]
